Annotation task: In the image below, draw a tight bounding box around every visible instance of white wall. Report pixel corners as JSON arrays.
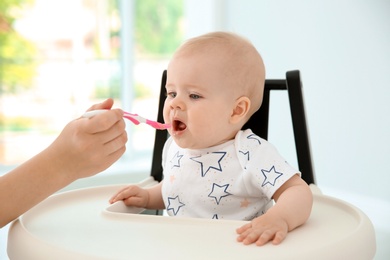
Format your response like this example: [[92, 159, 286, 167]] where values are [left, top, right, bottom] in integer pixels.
[[185, 0, 390, 259]]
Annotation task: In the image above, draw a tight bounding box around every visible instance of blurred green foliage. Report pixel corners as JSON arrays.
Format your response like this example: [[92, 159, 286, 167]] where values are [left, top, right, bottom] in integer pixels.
[[135, 0, 183, 56], [0, 0, 37, 94], [94, 0, 183, 99], [0, 0, 183, 98], [0, 113, 33, 131]]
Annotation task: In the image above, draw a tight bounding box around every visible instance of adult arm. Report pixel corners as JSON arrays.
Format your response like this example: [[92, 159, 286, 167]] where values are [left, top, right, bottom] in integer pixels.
[[0, 99, 127, 228]]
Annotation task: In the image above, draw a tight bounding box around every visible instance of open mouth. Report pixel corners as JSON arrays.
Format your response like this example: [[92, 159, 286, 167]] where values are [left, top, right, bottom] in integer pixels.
[[172, 119, 187, 132]]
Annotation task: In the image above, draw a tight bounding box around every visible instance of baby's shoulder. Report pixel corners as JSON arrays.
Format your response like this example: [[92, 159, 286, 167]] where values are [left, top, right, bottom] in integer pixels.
[[234, 129, 273, 150]]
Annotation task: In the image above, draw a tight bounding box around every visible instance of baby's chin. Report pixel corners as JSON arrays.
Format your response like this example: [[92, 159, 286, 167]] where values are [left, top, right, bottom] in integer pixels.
[[172, 137, 196, 149], [173, 136, 230, 150], [171, 136, 203, 150]]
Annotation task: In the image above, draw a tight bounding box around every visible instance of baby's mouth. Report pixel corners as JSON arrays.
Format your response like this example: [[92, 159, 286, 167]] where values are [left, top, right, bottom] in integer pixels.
[[172, 119, 187, 132]]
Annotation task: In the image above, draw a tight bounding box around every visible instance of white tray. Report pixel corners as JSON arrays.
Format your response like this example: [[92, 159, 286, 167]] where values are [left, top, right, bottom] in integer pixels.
[[8, 181, 376, 260]]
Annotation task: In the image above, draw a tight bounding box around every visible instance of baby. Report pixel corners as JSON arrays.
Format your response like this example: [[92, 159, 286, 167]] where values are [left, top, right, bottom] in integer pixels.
[[110, 32, 313, 246]]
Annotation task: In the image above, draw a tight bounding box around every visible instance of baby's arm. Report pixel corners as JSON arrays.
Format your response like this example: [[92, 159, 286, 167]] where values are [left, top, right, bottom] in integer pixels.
[[236, 174, 313, 246], [109, 182, 165, 209]]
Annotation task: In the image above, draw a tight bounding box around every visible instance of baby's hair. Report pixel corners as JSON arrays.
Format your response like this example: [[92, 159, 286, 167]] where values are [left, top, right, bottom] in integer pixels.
[[176, 32, 265, 118]]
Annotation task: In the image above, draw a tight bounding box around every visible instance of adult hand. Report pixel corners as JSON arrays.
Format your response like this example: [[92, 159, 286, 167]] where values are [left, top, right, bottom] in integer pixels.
[[0, 99, 128, 227], [48, 98, 128, 181]]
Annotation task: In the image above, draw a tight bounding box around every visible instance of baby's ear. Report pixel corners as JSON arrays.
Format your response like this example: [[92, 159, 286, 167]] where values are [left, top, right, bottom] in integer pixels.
[[230, 96, 251, 124]]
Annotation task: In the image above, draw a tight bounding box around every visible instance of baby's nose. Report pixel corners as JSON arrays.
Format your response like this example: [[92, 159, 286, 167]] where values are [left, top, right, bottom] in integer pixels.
[[170, 97, 185, 110]]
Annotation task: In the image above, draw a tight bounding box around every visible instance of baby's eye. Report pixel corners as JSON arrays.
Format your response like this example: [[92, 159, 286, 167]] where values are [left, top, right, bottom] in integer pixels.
[[166, 91, 177, 98], [189, 93, 201, 100]]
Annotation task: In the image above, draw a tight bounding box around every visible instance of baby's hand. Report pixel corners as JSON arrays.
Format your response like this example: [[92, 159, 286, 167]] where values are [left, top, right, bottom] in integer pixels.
[[236, 212, 288, 246], [109, 185, 149, 208]]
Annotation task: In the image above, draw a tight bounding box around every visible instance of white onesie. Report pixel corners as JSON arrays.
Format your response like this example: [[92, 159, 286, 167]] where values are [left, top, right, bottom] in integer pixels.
[[161, 129, 300, 220]]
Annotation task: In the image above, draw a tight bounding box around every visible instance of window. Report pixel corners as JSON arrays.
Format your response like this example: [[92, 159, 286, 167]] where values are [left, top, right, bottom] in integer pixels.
[[0, 0, 184, 181]]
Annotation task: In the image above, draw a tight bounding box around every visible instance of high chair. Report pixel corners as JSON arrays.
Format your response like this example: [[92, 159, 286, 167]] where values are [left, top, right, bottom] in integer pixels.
[[7, 70, 376, 260]]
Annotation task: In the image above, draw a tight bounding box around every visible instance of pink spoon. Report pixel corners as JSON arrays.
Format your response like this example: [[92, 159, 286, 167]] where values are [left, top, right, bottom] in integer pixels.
[[82, 110, 171, 130]]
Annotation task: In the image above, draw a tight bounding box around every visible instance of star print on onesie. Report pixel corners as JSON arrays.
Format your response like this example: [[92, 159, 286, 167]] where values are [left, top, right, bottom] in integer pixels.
[[261, 166, 283, 186], [208, 183, 232, 205], [190, 151, 226, 177], [170, 151, 183, 168], [161, 129, 300, 220], [166, 196, 185, 215]]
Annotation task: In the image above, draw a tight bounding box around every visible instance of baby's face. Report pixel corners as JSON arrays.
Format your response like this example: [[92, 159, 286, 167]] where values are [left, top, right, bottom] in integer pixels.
[[163, 51, 239, 149]]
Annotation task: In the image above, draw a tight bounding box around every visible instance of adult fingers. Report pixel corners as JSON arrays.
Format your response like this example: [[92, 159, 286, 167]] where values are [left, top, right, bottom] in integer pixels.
[[99, 117, 127, 145], [103, 141, 127, 167], [104, 131, 127, 157], [87, 98, 114, 111], [84, 109, 124, 134]]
